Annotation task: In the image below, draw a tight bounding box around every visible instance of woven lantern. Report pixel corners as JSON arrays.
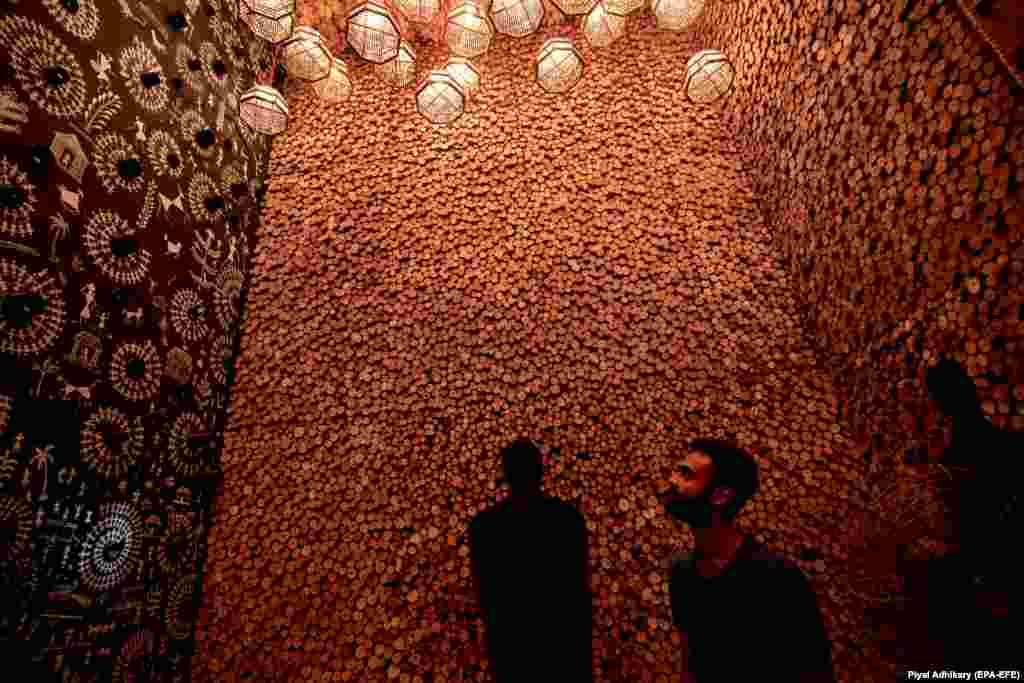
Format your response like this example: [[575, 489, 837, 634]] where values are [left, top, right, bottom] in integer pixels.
[[551, 0, 597, 16], [605, 0, 643, 16], [443, 57, 481, 95], [446, 0, 494, 59], [376, 41, 417, 88], [347, 0, 403, 64], [684, 49, 734, 104], [535, 38, 584, 94], [651, 0, 703, 31], [416, 70, 466, 125], [582, 1, 625, 48], [489, 0, 544, 37], [314, 57, 353, 103], [279, 27, 332, 81], [394, 0, 442, 23], [239, 85, 289, 135], [240, 0, 295, 43]]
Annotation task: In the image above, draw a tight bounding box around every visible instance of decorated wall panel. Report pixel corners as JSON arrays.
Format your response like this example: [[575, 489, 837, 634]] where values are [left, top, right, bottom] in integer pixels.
[[0, 0, 273, 680]]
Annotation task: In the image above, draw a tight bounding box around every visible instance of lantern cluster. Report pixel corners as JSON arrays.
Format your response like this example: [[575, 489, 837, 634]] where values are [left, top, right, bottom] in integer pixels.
[[236, 0, 734, 132]]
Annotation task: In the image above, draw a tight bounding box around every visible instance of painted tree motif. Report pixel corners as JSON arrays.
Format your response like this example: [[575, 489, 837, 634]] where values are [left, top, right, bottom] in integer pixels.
[[30, 444, 54, 501], [190, 229, 223, 291], [48, 215, 71, 264]]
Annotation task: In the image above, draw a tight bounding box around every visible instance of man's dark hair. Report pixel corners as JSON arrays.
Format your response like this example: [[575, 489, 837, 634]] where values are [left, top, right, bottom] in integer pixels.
[[688, 438, 759, 520], [926, 357, 980, 417], [501, 437, 544, 492]]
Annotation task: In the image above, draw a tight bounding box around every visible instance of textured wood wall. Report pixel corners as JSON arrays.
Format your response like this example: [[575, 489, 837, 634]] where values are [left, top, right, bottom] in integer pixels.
[[192, 1, 1023, 681], [695, 0, 1024, 472]]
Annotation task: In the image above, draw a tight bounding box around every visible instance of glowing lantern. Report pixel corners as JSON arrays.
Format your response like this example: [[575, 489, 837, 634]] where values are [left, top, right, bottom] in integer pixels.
[[394, 0, 441, 23], [443, 57, 480, 95], [684, 49, 735, 104], [314, 57, 353, 103], [605, 0, 643, 16], [489, 0, 544, 37], [238, 85, 288, 136], [377, 41, 417, 88], [239, 0, 295, 43], [347, 0, 403, 64], [551, 0, 597, 16], [416, 70, 465, 125], [582, 1, 625, 48], [279, 27, 332, 81], [651, 0, 703, 31], [535, 38, 584, 94], [446, 0, 494, 59]]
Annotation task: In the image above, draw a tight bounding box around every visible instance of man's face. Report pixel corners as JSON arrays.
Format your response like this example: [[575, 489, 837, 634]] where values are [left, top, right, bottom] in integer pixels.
[[664, 451, 713, 499], [663, 451, 721, 526]]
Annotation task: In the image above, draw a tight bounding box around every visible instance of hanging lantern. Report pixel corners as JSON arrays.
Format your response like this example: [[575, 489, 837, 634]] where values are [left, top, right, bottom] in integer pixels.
[[651, 0, 703, 31], [551, 0, 597, 16], [489, 0, 544, 37], [239, 85, 289, 136], [446, 0, 494, 59], [394, 0, 441, 23], [684, 49, 734, 104], [416, 70, 466, 125], [605, 0, 643, 16], [376, 40, 417, 88], [443, 57, 480, 95], [240, 0, 295, 43], [535, 38, 584, 94], [582, 1, 625, 48], [314, 57, 353, 103], [279, 27, 332, 81], [347, 0, 403, 64]]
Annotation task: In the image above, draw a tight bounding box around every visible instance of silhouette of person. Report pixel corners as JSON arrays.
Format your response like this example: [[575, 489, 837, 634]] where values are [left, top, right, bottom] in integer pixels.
[[923, 357, 1022, 668], [468, 438, 593, 682], [662, 439, 835, 683]]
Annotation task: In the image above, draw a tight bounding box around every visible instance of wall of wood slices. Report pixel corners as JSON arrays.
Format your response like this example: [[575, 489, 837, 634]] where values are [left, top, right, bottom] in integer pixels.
[[694, 0, 1024, 461], [187, 1, 1023, 683], [0, 0, 274, 680]]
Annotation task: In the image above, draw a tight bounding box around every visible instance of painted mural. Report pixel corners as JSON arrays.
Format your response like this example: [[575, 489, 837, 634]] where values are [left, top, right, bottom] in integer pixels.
[[0, 0, 273, 679]]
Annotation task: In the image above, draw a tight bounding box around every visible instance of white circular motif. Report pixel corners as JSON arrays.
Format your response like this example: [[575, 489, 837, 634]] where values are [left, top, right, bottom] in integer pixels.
[[0, 15, 87, 119], [79, 502, 142, 593], [110, 340, 162, 401], [94, 133, 146, 194], [187, 171, 225, 223], [0, 258, 65, 356], [118, 34, 169, 113], [0, 155, 37, 239], [83, 211, 151, 285], [42, 0, 102, 41], [170, 288, 211, 343], [146, 129, 187, 179]]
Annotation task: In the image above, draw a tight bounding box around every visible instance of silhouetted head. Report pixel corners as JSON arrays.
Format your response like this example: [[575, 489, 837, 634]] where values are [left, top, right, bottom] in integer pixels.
[[664, 439, 759, 528], [501, 437, 544, 498], [926, 357, 982, 420]]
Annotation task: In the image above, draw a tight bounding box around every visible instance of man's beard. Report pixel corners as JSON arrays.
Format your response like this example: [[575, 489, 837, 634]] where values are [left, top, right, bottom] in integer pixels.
[[664, 491, 715, 527]]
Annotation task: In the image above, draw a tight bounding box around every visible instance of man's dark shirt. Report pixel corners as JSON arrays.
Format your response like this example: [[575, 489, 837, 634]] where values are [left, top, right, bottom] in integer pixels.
[[469, 494, 593, 683], [670, 535, 835, 682]]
